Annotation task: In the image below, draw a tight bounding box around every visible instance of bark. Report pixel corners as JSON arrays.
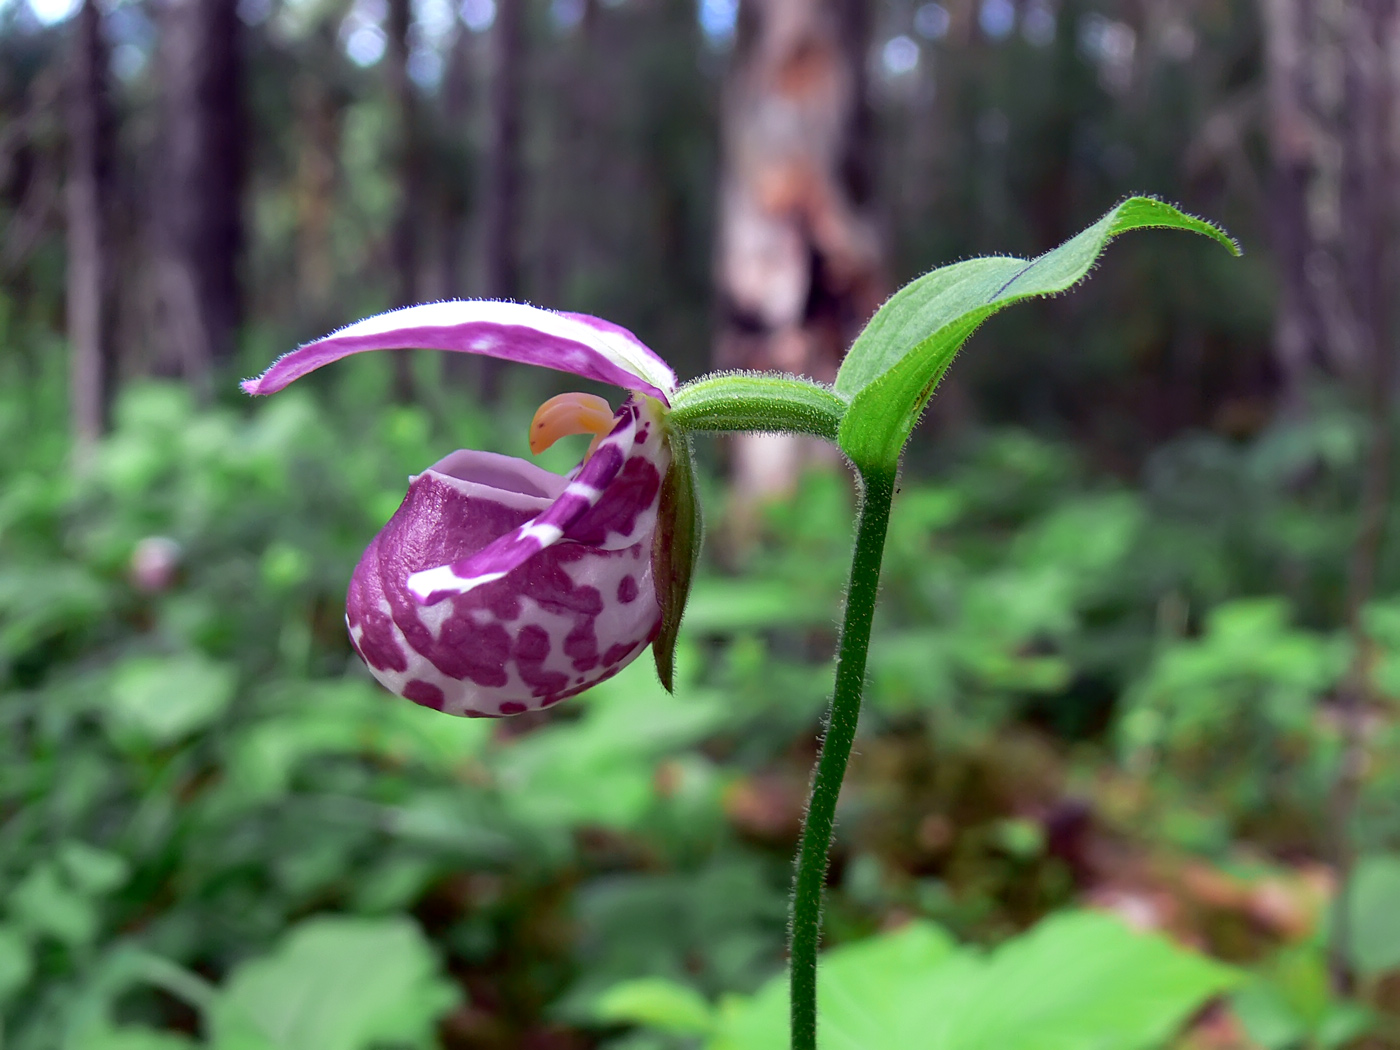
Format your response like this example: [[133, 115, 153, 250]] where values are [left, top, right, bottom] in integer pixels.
[[473, 0, 526, 399], [715, 0, 886, 499], [1261, 0, 1399, 394], [66, 0, 118, 450], [293, 74, 341, 319], [155, 0, 245, 391], [1325, 0, 1399, 997], [1261, 0, 1400, 994], [438, 25, 473, 300], [483, 0, 524, 302], [385, 0, 420, 400]]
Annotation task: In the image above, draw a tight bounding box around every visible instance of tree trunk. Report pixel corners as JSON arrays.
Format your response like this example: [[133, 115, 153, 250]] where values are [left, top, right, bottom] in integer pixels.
[[483, 0, 524, 302], [1261, 0, 1400, 995], [438, 24, 473, 301], [293, 74, 342, 323], [155, 0, 245, 393], [475, 0, 525, 398], [1261, 0, 1399, 396], [482, 0, 525, 305], [714, 0, 886, 500], [386, 0, 420, 400], [66, 0, 118, 451]]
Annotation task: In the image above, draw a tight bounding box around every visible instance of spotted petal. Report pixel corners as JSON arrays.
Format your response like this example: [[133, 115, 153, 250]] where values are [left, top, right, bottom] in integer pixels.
[[407, 396, 668, 604], [241, 300, 678, 404]]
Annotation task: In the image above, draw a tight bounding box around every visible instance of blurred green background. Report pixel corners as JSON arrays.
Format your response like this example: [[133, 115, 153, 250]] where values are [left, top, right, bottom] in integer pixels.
[[3, 0, 1400, 1047]]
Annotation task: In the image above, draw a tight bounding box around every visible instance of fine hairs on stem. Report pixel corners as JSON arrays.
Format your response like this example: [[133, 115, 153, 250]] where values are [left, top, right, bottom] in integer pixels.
[[788, 467, 897, 1050]]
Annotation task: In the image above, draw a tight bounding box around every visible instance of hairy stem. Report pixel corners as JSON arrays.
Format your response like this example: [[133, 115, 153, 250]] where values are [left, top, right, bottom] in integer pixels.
[[789, 467, 895, 1050], [670, 372, 846, 442]]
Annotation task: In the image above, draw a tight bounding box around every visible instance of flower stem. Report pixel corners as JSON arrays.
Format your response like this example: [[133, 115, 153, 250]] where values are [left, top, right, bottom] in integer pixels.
[[669, 372, 846, 441], [789, 466, 896, 1050]]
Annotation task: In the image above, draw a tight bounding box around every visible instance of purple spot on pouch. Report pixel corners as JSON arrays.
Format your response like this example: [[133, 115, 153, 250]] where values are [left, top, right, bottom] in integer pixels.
[[514, 623, 552, 661], [565, 617, 600, 672], [403, 680, 446, 709], [602, 640, 637, 668]]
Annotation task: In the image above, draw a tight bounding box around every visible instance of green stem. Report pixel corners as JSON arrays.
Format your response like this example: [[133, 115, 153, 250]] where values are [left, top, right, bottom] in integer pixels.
[[789, 466, 896, 1050], [669, 372, 846, 442]]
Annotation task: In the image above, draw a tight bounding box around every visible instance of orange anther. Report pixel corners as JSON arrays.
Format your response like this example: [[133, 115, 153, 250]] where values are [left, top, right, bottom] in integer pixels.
[[529, 392, 615, 456]]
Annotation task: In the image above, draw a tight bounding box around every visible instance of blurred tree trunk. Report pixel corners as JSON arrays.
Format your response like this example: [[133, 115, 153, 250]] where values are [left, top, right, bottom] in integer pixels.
[[66, 0, 117, 451], [1262, 0, 1400, 994], [293, 72, 342, 325], [475, 0, 525, 399], [538, 0, 600, 308], [438, 25, 473, 301], [715, 0, 886, 501], [155, 0, 245, 393], [386, 0, 420, 400], [1262, 0, 1399, 397], [483, 0, 524, 304]]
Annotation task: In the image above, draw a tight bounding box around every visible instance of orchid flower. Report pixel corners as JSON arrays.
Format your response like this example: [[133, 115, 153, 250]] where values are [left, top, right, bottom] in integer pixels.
[[245, 200, 1236, 1050], [243, 301, 689, 717]]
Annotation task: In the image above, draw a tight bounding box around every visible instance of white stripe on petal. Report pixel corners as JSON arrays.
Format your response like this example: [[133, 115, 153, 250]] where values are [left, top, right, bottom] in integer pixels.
[[407, 565, 508, 602]]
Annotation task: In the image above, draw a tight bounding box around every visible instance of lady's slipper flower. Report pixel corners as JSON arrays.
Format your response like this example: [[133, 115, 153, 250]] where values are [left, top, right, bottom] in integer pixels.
[[243, 301, 696, 718]]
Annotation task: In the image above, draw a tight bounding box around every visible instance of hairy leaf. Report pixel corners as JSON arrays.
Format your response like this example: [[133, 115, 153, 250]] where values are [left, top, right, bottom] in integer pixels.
[[836, 197, 1238, 470]]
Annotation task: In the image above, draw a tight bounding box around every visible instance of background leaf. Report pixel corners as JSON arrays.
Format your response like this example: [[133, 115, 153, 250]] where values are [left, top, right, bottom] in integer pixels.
[[1348, 853, 1400, 976], [107, 653, 237, 748], [662, 913, 1239, 1050], [207, 916, 459, 1050], [595, 977, 716, 1036]]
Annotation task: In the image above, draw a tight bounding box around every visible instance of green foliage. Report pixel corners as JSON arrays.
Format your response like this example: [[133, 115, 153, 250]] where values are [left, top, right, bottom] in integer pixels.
[[3, 378, 1399, 1046], [63, 917, 457, 1050], [1348, 854, 1400, 977], [208, 917, 459, 1050], [835, 199, 1238, 470], [597, 912, 1239, 1049], [1231, 944, 1375, 1050], [108, 655, 238, 749]]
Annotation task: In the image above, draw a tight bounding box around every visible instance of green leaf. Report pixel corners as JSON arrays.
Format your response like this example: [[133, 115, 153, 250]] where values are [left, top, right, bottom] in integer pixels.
[[697, 912, 1238, 1050], [683, 579, 831, 633], [1231, 980, 1307, 1050], [495, 659, 726, 831], [58, 841, 131, 896], [835, 197, 1238, 470], [595, 978, 716, 1036], [0, 923, 33, 1001], [70, 1027, 199, 1050], [9, 862, 100, 946], [1233, 945, 1378, 1050], [108, 653, 237, 747], [653, 428, 703, 691], [208, 916, 460, 1050], [1348, 853, 1400, 976]]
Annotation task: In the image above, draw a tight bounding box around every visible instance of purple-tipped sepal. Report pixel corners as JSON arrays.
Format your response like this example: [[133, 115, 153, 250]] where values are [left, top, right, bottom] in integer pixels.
[[346, 396, 670, 717]]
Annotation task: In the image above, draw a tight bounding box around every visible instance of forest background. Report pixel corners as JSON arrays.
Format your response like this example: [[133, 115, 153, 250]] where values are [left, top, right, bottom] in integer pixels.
[[3, 0, 1400, 1048]]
